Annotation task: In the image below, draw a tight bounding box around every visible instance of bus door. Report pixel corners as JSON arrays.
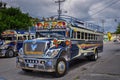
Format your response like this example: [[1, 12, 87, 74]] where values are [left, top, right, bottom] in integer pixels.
[[16, 35, 24, 51], [70, 44, 79, 59]]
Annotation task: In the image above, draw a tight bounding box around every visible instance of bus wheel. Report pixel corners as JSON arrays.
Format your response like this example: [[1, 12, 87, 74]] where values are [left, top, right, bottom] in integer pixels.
[[88, 51, 98, 61], [22, 69, 33, 72], [6, 49, 14, 58], [55, 58, 67, 77]]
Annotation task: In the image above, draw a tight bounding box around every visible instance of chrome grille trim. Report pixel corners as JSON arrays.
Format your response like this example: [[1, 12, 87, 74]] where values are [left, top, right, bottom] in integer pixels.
[[25, 59, 39, 64]]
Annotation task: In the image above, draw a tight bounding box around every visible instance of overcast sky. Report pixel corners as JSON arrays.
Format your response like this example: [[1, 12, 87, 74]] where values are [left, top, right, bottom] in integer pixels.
[[3, 0, 120, 33]]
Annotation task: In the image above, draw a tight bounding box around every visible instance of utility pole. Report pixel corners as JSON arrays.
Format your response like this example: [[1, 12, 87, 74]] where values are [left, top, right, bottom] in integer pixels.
[[102, 19, 105, 33], [55, 0, 65, 19]]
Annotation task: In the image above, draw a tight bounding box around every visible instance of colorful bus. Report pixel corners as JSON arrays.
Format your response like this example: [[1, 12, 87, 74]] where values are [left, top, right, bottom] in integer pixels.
[[17, 16, 103, 77], [36, 15, 103, 53], [0, 30, 35, 57]]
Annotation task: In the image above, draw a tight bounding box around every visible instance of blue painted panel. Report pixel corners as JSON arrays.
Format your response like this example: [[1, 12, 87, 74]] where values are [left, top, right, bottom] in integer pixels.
[[70, 44, 79, 59]]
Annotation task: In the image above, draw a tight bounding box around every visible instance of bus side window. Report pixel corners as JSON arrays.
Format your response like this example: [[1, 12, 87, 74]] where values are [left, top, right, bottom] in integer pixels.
[[18, 36, 23, 40], [85, 33, 87, 39], [95, 35, 98, 40], [81, 32, 84, 39], [89, 33, 91, 40], [13, 37, 17, 40], [31, 36, 34, 39], [91, 34, 93, 40], [73, 31, 76, 39], [77, 31, 80, 39], [93, 34, 95, 40], [23, 36, 27, 40]]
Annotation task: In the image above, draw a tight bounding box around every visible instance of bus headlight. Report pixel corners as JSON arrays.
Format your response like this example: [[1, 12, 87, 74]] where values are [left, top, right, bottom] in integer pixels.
[[45, 49, 60, 58], [0, 44, 8, 49]]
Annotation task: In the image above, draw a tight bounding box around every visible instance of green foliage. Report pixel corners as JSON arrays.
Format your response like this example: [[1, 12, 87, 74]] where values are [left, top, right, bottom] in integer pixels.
[[115, 23, 120, 34], [0, 7, 32, 33]]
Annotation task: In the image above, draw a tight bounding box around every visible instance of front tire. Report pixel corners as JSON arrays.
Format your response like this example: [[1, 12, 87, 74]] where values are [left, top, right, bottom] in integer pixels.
[[87, 50, 98, 61], [6, 49, 14, 58], [55, 58, 67, 77]]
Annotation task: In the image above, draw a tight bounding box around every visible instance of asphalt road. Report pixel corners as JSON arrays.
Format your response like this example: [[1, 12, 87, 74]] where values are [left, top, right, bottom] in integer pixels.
[[0, 42, 120, 80]]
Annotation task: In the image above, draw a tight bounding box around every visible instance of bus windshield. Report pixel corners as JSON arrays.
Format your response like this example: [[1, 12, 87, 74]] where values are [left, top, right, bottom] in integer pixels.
[[2, 36, 16, 40], [36, 31, 66, 38]]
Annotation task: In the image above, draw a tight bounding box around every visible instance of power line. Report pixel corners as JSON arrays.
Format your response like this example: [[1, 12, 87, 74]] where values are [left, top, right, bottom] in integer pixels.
[[90, 0, 120, 17], [110, 0, 120, 10], [89, 0, 114, 12]]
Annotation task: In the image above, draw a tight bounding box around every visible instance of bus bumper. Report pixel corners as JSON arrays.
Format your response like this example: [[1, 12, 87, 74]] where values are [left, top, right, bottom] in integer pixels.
[[0, 49, 7, 57], [16, 57, 57, 72]]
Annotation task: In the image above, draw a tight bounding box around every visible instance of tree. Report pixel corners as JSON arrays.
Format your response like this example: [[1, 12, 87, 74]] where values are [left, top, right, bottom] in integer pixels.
[[0, 7, 32, 33], [115, 23, 120, 34]]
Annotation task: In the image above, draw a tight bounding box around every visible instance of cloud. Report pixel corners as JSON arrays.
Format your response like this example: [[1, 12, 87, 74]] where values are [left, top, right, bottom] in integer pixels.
[[4, 0, 120, 18], [4, 0, 19, 8], [89, 0, 120, 18], [15, 0, 58, 18], [3, 0, 120, 32], [63, 0, 97, 18]]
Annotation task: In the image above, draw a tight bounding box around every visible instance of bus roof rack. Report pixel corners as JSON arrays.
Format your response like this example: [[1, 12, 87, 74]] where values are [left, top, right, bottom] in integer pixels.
[[39, 15, 104, 33]]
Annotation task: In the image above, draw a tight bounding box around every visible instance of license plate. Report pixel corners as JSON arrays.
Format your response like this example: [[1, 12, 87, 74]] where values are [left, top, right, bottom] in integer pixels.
[[28, 63, 34, 68]]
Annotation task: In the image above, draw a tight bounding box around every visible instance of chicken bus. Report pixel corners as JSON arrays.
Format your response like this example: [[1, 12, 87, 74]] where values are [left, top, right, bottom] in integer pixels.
[[17, 15, 103, 77], [0, 30, 35, 57]]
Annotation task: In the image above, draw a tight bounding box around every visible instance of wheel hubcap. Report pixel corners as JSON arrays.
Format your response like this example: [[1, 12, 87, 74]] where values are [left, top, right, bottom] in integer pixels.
[[9, 50, 14, 57], [57, 61, 66, 74], [95, 53, 98, 59]]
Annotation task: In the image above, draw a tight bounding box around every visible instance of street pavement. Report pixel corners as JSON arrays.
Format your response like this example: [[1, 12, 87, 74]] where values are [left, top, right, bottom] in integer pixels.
[[0, 42, 120, 80]]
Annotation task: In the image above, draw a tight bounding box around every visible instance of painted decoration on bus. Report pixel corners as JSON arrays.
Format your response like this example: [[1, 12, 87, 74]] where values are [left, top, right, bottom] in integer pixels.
[[37, 22, 43, 28], [35, 21, 67, 30], [1, 30, 15, 35], [78, 43, 102, 50]]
